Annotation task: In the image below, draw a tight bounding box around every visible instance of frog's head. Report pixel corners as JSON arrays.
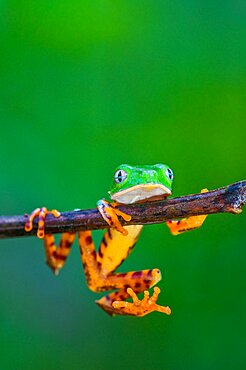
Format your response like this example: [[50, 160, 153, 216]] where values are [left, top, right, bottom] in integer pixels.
[[108, 164, 174, 204]]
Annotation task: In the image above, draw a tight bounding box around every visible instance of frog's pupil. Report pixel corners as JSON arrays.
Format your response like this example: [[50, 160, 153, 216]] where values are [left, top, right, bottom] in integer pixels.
[[167, 168, 173, 180], [115, 169, 127, 183], [118, 171, 123, 181]]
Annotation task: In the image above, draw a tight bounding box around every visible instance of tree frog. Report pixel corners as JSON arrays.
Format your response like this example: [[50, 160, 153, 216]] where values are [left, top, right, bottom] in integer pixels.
[[25, 164, 207, 317]]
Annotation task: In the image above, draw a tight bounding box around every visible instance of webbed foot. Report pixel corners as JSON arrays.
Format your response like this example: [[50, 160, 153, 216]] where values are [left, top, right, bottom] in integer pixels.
[[112, 287, 171, 317]]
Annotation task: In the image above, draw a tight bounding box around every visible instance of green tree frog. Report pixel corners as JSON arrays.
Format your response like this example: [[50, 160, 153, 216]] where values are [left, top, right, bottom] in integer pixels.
[[25, 164, 207, 317]]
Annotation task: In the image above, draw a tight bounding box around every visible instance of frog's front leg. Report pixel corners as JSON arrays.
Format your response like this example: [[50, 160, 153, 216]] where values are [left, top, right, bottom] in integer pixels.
[[78, 226, 170, 317], [166, 189, 208, 235], [25, 207, 76, 275], [97, 199, 131, 235]]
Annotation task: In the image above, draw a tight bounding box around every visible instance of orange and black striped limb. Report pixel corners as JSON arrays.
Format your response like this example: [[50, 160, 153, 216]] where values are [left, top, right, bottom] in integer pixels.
[[112, 287, 171, 317], [97, 199, 132, 235], [166, 215, 208, 235], [24, 207, 76, 275], [166, 189, 208, 235], [44, 232, 76, 275], [78, 226, 170, 316], [24, 207, 60, 238]]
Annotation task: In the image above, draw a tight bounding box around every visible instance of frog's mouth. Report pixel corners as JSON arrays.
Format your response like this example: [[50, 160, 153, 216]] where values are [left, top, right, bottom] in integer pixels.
[[111, 184, 171, 204]]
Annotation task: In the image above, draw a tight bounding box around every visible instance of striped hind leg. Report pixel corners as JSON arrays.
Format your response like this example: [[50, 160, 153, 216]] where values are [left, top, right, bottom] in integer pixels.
[[44, 232, 76, 275], [78, 227, 170, 317], [25, 207, 76, 274], [96, 270, 171, 317]]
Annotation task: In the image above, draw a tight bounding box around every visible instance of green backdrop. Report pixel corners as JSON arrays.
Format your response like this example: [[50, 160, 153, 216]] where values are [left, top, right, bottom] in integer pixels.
[[0, 1, 245, 369]]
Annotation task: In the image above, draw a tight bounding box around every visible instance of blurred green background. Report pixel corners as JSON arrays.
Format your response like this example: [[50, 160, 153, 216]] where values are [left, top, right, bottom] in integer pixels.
[[0, 1, 245, 369]]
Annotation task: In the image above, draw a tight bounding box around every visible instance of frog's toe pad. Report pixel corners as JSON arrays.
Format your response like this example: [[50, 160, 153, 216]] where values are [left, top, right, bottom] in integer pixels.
[[112, 287, 171, 317], [24, 207, 61, 238]]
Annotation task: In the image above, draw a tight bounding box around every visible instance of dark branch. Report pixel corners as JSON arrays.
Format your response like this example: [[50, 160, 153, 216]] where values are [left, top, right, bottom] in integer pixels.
[[0, 180, 245, 239]]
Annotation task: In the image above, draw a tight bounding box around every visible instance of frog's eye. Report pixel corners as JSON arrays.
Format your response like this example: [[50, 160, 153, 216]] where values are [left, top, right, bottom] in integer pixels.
[[114, 169, 127, 184], [165, 168, 174, 181]]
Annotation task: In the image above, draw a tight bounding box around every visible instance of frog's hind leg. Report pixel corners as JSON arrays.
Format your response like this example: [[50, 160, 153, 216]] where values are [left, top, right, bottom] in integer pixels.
[[25, 207, 76, 275], [113, 287, 171, 317], [44, 232, 76, 275], [96, 289, 129, 316], [78, 226, 143, 292], [96, 268, 171, 317], [78, 226, 170, 317]]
